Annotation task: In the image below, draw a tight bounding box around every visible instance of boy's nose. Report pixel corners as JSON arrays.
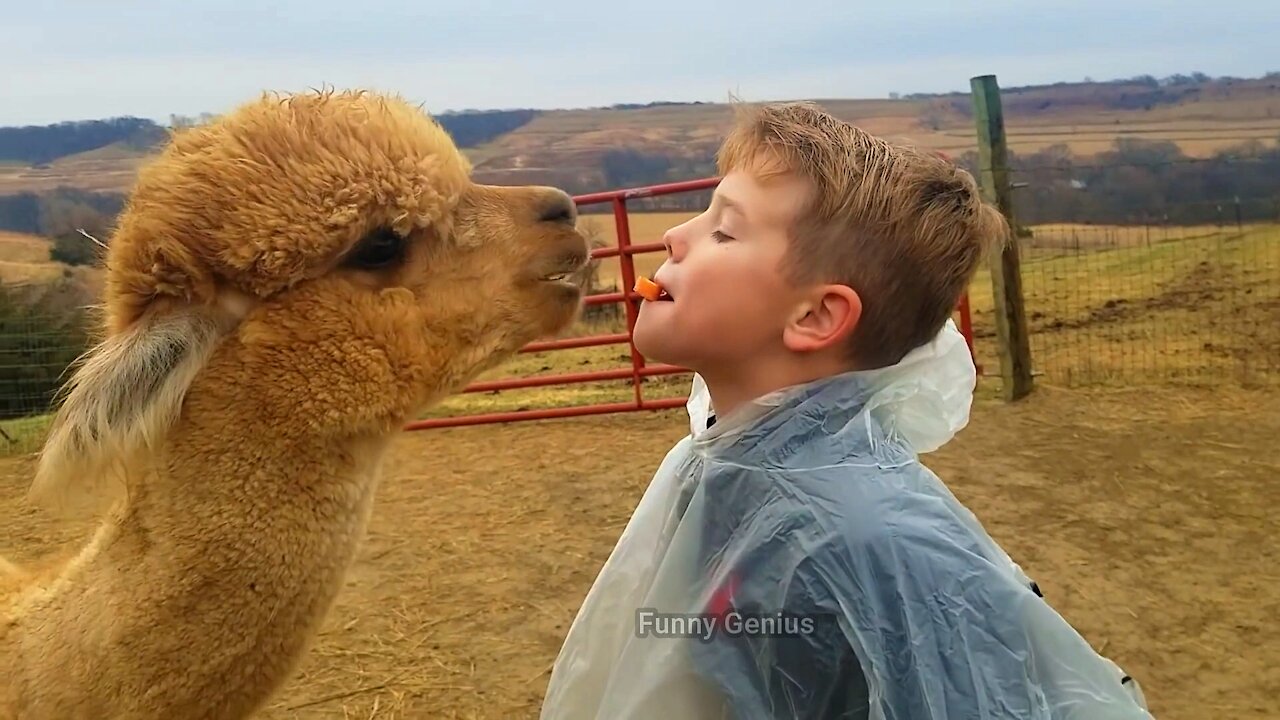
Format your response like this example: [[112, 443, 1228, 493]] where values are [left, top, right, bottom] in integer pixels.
[[662, 228, 686, 261]]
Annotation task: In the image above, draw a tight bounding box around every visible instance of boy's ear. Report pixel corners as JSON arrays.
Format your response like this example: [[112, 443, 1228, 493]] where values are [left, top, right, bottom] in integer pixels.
[[782, 284, 862, 354], [28, 306, 227, 516]]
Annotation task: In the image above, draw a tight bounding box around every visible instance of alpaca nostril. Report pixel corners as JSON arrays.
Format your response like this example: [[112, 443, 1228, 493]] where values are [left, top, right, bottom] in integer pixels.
[[538, 190, 578, 225]]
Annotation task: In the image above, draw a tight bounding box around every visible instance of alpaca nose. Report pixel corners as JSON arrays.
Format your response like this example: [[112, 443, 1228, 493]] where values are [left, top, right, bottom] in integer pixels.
[[538, 189, 578, 226]]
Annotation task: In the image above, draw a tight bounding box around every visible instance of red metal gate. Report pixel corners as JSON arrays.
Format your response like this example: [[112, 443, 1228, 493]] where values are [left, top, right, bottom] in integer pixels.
[[405, 176, 977, 431]]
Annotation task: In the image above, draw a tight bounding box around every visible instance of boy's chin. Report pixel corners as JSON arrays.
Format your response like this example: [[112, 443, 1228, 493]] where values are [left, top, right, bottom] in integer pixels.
[[633, 327, 682, 367], [632, 335, 670, 365]]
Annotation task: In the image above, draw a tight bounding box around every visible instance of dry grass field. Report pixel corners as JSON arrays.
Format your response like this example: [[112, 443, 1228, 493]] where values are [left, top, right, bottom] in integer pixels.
[[0, 143, 149, 194], [971, 223, 1280, 385], [0, 231, 103, 296], [0, 231, 51, 264], [924, 120, 1280, 157], [2, 386, 1277, 719], [1, 211, 1277, 718], [0, 232, 56, 284]]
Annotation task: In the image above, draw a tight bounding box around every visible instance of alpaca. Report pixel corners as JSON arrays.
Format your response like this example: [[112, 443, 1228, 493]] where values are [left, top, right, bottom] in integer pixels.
[[0, 89, 590, 719]]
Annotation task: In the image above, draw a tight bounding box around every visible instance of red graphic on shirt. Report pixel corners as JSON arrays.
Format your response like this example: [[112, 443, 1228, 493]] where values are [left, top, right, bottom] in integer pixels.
[[706, 572, 739, 621]]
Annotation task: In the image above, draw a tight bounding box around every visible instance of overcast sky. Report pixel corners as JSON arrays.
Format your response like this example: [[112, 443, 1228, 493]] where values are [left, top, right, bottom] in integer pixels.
[[4, 0, 1278, 126]]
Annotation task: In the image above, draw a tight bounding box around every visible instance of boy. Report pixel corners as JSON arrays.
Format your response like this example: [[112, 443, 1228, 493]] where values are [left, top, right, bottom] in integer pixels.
[[540, 103, 1151, 719]]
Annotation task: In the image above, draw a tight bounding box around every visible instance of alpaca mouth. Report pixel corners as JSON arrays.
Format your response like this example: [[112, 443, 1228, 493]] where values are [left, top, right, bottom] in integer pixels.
[[537, 249, 590, 286], [538, 267, 587, 287]]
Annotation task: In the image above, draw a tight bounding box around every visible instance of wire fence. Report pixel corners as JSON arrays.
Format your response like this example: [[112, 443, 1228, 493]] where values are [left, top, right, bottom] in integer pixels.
[[964, 152, 1280, 387], [0, 279, 94, 453]]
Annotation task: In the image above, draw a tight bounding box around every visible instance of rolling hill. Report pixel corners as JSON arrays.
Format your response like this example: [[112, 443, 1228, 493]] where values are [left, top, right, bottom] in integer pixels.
[[1, 74, 1278, 198]]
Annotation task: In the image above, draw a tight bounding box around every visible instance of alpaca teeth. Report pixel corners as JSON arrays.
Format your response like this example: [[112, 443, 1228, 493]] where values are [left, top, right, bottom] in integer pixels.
[[543, 273, 568, 281]]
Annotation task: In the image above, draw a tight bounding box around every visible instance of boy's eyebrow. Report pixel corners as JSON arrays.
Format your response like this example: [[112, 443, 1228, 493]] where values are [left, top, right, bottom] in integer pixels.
[[714, 192, 750, 224]]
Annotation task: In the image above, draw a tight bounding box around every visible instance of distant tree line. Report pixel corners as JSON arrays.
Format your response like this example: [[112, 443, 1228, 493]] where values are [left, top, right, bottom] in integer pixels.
[[903, 72, 1280, 129], [893, 71, 1280, 101], [0, 117, 166, 165], [434, 109, 540, 148], [170, 109, 541, 149], [598, 100, 712, 111], [585, 137, 1280, 224], [952, 138, 1280, 225], [0, 188, 123, 265], [581, 148, 719, 212], [0, 107, 541, 169]]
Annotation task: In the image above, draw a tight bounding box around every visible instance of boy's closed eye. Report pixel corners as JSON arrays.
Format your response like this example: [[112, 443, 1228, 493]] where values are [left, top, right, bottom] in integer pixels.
[[712, 230, 735, 243]]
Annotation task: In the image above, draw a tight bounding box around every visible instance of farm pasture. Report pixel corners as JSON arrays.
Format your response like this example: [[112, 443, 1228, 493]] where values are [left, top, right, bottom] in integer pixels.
[[3, 384, 1276, 719], [1, 215, 1276, 719]]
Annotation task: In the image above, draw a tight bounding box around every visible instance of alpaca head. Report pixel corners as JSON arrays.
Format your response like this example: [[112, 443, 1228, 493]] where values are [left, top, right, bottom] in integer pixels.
[[30, 89, 590, 511]]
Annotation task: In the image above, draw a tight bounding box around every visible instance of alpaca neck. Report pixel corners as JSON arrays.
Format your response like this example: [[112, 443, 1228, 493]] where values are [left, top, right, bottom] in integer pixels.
[[25, 406, 395, 718]]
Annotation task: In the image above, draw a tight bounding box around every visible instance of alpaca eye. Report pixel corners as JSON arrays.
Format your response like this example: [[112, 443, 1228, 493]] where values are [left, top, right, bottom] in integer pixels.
[[346, 227, 406, 269]]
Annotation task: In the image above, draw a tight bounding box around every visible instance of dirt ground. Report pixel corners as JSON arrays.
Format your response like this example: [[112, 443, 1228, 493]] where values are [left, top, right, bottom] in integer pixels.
[[2, 384, 1278, 719]]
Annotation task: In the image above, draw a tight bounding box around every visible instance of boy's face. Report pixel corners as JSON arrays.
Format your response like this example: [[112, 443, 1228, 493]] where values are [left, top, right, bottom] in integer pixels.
[[632, 169, 817, 373]]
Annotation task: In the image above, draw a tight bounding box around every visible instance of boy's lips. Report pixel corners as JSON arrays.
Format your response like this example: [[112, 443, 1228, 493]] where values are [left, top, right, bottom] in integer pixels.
[[651, 274, 675, 301]]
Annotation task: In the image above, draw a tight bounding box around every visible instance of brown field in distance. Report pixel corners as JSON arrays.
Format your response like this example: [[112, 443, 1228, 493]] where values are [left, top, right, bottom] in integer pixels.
[[3, 76, 1278, 195], [0, 146, 149, 194], [0, 231, 52, 264], [0, 232, 63, 285]]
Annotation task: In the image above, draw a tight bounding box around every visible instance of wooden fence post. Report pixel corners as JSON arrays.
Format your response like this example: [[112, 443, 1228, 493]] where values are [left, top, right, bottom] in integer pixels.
[[970, 74, 1034, 401]]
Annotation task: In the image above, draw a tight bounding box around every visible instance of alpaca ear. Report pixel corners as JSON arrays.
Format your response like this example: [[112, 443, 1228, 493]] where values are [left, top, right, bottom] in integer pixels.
[[28, 307, 225, 516]]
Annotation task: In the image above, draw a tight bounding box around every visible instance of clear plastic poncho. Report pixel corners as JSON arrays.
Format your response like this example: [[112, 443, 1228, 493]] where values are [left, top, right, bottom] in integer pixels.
[[541, 320, 1152, 720]]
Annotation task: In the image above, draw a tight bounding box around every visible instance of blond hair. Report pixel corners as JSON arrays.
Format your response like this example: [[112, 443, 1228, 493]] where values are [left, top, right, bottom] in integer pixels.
[[717, 102, 1007, 368]]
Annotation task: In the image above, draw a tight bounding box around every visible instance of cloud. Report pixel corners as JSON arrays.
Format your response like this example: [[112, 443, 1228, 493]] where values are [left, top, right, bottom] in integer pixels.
[[4, 0, 1278, 125]]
